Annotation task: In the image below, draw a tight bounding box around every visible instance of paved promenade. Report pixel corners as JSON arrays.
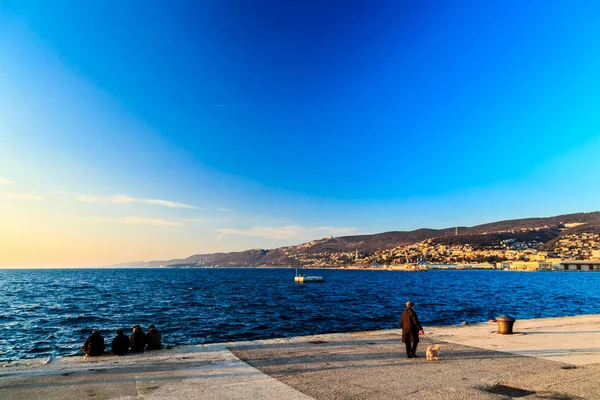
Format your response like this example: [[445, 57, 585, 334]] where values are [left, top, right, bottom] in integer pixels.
[[1, 314, 600, 399]]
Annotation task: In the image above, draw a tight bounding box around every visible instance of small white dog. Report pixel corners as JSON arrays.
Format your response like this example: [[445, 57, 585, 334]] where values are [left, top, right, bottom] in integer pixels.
[[426, 344, 441, 361]]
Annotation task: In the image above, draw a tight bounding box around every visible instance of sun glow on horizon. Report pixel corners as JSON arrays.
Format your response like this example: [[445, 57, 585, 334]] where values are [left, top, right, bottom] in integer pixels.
[[2, 2, 600, 267]]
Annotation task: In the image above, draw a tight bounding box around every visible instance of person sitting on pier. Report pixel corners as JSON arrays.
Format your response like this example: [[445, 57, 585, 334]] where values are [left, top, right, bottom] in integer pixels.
[[80, 330, 106, 357], [145, 324, 162, 350], [111, 329, 130, 355], [400, 301, 424, 358], [129, 325, 146, 353]]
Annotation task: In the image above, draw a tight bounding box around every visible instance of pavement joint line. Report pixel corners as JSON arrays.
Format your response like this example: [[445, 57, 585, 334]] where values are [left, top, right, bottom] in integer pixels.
[[134, 375, 141, 397], [2, 315, 600, 399]]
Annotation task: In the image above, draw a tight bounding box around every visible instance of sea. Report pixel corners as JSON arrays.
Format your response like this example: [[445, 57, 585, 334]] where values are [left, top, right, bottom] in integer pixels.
[[1, 268, 599, 362]]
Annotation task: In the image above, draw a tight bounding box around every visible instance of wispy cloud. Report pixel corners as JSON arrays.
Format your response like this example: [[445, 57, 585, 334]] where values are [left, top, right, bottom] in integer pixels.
[[146, 199, 198, 209], [216, 225, 357, 241], [0, 192, 43, 200], [0, 177, 15, 185], [78, 194, 136, 204], [185, 218, 206, 223], [87, 216, 181, 226], [53, 190, 68, 194], [217, 207, 232, 212], [77, 194, 199, 209]]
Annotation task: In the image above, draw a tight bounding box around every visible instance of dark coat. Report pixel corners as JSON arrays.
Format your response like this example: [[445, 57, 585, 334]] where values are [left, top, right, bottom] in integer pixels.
[[145, 328, 162, 350], [129, 329, 146, 353], [112, 333, 130, 355], [83, 333, 105, 356], [400, 308, 423, 343]]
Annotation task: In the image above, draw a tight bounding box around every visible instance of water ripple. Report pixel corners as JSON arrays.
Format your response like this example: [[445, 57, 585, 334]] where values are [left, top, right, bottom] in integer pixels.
[[1, 268, 600, 361]]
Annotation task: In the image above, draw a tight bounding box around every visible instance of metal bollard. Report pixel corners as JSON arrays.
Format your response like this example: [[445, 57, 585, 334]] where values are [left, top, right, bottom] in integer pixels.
[[496, 315, 516, 334]]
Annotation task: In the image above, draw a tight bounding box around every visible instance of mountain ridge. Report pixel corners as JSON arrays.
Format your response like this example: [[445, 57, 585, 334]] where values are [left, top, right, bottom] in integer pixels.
[[111, 211, 600, 268]]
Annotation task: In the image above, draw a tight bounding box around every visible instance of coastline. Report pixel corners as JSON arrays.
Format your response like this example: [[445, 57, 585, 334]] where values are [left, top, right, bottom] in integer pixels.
[[2, 314, 600, 399], [3, 265, 599, 272], [3, 311, 600, 367]]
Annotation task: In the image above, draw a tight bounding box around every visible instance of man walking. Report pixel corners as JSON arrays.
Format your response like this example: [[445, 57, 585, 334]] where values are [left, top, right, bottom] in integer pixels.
[[400, 301, 424, 358]]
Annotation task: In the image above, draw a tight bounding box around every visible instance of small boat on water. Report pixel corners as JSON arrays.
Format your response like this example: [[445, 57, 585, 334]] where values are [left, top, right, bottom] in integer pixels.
[[294, 269, 324, 283]]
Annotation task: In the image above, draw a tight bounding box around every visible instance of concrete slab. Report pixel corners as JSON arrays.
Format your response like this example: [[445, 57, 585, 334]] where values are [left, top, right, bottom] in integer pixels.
[[2, 315, 600, 399], [0, 345, 313, 400], [428, 314, 600, 365], [231, 331, 600, 400]]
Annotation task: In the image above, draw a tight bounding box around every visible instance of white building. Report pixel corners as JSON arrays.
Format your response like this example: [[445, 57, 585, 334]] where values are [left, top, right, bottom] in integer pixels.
[[557, 260, 600, 271]]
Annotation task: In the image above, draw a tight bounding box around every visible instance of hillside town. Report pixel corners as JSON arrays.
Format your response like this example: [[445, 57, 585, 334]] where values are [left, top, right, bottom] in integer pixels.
[[279, 229, 600, 272], [161, 213, 600, 271]]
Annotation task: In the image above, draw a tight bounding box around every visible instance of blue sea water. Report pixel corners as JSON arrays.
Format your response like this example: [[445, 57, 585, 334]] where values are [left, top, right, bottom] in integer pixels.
[[1, 268, 599, 362]]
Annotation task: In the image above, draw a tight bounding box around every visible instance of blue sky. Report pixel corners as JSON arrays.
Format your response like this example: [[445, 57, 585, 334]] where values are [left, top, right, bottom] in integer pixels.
[[1, 1, 600, 266]]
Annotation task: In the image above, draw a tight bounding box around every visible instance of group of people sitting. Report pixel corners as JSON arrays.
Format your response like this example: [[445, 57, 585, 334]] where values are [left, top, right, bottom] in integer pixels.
[[80, 324, 162, 357]]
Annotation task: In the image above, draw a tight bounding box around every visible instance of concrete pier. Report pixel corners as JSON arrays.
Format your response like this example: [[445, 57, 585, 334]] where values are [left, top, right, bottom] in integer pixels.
[[2, 314, 600, 399]]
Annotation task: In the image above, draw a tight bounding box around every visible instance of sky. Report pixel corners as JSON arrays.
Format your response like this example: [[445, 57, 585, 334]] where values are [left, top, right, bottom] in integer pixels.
[[1, 1, 600, 267]]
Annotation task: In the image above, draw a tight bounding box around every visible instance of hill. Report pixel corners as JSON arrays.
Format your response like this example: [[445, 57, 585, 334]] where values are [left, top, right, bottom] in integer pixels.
[[115, 211, 600, 268]]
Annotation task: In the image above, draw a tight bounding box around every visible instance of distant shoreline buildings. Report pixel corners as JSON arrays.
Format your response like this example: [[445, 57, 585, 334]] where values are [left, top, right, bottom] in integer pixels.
[[270, 228, 600, 272], [163, 213, 600, 271]]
